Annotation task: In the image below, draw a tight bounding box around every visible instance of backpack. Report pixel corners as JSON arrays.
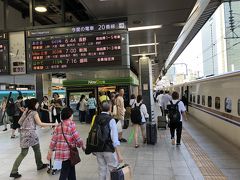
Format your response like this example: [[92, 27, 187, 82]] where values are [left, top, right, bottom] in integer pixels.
[[130, 103, 142, 124], [85, 114, 113, 154], [6, 101, 15, 116], [167, 101, 181, 123]]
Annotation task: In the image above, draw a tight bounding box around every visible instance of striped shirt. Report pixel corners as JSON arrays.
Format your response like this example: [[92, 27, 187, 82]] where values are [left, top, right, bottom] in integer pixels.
[[49, 119, 84, 161]]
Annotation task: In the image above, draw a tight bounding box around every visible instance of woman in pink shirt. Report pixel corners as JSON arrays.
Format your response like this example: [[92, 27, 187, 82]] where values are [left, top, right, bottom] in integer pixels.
[[47, 107, 85, 180]]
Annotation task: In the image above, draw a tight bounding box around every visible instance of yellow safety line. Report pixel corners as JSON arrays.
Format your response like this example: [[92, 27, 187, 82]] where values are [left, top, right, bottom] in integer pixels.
[[182, 129, 227, 180]]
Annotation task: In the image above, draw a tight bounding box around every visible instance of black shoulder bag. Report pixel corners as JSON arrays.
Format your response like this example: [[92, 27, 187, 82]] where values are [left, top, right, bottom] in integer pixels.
[[61, 122, 81, 166]]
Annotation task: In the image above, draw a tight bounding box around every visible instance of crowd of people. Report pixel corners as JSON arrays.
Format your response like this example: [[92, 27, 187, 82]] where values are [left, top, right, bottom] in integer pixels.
[[0, 88, 188, 180], [0, 92, 64, 136]]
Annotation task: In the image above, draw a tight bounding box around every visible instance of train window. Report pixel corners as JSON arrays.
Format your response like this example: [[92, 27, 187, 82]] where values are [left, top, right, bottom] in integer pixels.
[[197, 95, 200, 104], [238, 99, 240, 116], [208, 96, 212, 107], [193, 95, 195, 103], [215, 97, 220, 109], [225, 97, 232, 113], [190, 94, 192, 102], [202, 95, 205, 106]]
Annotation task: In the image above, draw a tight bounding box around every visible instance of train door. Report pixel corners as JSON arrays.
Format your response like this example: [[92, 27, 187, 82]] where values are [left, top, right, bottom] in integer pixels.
[[181, 86, 189, 112], [181, 86, 184, 98], [186, 86, 189, 112]]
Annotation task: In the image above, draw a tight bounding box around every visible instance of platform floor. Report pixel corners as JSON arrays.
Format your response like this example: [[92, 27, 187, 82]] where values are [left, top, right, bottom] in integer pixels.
[[0, 105, 239, 180]]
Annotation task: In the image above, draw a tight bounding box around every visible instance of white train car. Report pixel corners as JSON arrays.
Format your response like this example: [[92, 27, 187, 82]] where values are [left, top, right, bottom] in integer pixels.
[[166, 71, 240, 148]]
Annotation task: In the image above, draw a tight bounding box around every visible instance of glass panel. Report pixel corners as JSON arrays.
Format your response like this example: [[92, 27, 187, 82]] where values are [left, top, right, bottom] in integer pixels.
[[197, 95, 200, 104], [215, 97, 220, 109], [202, 95, 205, 106], [208, 96, 212, 107], [193, 95, 195, 103], [225, 97, 232, 113], [190, 94, 192, 102]]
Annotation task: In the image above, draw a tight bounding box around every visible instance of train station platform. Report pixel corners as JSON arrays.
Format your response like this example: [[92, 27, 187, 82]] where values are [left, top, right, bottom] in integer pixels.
[[0, 105, 240, 180]]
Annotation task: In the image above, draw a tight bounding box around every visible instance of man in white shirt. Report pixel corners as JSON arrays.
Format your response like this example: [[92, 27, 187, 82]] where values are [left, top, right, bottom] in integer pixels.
[[115, 89, 127, 142], [161, 91, 172, 115], [156, 90, 164, 116], [167, 91, 187, 145]]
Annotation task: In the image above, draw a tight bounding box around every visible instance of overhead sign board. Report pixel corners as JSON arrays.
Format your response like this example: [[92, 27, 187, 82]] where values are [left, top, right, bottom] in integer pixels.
[[26, 21, 129, 73]]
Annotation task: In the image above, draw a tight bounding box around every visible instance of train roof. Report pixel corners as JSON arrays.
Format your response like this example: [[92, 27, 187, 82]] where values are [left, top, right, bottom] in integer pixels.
[[169, 70, 240, 87]]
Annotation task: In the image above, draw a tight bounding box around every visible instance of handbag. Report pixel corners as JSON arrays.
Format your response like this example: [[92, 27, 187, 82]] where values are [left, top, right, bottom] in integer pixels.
[[111, 164, 132, 180], [61, 123, 81, 166]]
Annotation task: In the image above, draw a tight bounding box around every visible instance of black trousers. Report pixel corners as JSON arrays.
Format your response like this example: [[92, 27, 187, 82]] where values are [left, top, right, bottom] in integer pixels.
[[52, 114, 61, 123], [59, 160, 76, 180], [88, 109, 96, 124], [160, 106, 164, 116], [170, 121, 182, 144], [79, 111, 86, 123]]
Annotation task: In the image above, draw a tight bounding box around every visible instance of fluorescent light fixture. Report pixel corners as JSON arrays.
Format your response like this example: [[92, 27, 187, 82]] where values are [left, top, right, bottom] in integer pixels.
[[173, 22, 186, 27], [128, 25, 162, 31], [35, 6, 47, 12], [129, 43, 159, 48], [132, 53, 156, 57]]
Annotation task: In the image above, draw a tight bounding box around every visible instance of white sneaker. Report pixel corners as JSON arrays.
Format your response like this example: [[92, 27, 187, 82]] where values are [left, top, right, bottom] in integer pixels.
[[171, 138, 175, 145]]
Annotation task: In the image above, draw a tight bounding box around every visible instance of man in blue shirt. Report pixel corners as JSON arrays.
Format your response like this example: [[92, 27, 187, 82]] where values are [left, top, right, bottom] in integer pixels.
[[95, 101, 123, 180]]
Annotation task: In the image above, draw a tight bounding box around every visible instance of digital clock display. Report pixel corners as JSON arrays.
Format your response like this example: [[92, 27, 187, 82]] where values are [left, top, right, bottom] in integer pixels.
[[0, 33, 9, 74], [26, 21, 129, 73]]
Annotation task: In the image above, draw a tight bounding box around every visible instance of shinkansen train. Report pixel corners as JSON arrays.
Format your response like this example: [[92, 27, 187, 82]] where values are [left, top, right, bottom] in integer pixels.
[[166, 71, 240, 148], [0, 89, 66, 102]]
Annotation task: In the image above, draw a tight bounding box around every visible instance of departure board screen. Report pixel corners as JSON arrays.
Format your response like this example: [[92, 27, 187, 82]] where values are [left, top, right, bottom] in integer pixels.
[[26, 21, 128, 73], [0, 33, 9, 74]]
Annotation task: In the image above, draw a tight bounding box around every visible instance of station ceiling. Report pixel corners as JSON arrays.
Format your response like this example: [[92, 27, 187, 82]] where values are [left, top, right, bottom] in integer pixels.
[[80, 0, 197, 80], [3, 0, 223, 81]]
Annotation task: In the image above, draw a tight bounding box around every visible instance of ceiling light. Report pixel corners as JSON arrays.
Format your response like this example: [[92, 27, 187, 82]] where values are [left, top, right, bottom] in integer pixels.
[[132, 53, 156, 57], [35, 6, 47, 13], [128, 25, 162, 31], [129, 43, 159, 48], [173, 22, 186, 27]]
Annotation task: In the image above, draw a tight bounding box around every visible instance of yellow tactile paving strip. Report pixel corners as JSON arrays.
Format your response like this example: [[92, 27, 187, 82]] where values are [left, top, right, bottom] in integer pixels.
[[182, 129, 227, 180]]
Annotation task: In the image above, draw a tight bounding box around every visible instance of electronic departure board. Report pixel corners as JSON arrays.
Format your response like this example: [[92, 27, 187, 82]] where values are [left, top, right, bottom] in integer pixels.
[[26, 21, 129, 73], [0, 33, 9, 74]]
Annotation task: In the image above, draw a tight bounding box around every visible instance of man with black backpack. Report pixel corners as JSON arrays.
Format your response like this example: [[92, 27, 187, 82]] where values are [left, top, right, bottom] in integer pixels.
[[167, 91, 188, 146], [85, 100, 123, 180]]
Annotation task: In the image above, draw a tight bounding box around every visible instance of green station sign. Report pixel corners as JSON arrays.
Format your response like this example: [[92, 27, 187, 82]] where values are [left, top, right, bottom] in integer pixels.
[[63, 77, 139, 87]]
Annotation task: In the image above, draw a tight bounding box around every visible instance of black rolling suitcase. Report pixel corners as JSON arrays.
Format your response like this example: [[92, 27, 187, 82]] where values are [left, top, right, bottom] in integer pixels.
[[157, 116, 167, 129], [146, 121, 157, 145]]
